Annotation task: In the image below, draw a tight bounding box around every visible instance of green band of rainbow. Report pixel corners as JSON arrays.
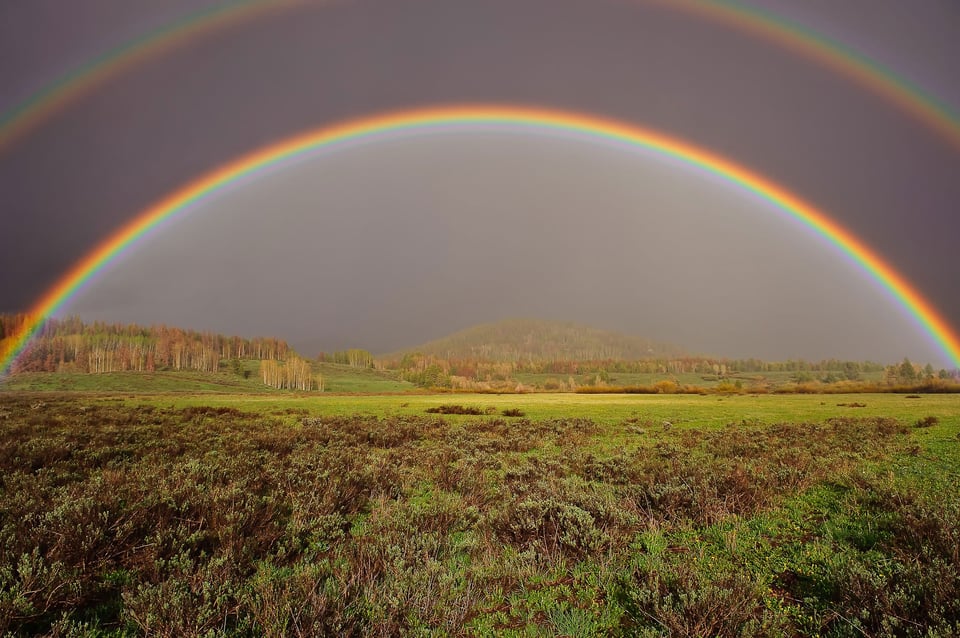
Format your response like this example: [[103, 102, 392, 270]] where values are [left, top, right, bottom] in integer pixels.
[[2, 105, 958, 375], [2, 0, 959, 155]]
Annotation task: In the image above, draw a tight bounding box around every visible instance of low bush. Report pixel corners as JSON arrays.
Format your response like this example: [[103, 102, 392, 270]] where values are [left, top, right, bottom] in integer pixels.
[[425, 404, 484, 415]]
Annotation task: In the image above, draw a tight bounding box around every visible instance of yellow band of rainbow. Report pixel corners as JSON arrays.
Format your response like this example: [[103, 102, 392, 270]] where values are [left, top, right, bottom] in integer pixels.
[[2, 105, 958, 375]]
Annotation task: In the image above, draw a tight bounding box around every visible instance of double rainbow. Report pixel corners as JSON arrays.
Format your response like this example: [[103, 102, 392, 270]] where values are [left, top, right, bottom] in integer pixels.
[[2, 105, 958, 376]]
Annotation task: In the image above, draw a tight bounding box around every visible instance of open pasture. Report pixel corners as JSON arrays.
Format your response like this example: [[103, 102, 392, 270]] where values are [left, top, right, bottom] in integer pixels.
[[1, 391, 958, 636], [58, 389, 960, 430]]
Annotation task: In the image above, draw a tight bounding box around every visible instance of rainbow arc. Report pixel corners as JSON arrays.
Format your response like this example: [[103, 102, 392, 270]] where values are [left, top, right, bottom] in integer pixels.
[[2, 105, 958, 376]]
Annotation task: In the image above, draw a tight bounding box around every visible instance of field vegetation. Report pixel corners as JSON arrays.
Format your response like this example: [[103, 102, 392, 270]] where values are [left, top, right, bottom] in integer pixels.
[[1, 364, 412, 396], [1, 392, 957, 636]]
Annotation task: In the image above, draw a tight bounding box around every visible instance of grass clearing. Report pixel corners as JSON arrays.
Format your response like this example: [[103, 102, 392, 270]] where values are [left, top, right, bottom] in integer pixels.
[[110, 391, 960, 429], [1, 362, 413, 395]]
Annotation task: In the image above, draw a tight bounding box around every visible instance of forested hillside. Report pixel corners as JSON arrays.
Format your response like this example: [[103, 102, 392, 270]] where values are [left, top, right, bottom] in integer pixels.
[[385, 318, 688, 362]]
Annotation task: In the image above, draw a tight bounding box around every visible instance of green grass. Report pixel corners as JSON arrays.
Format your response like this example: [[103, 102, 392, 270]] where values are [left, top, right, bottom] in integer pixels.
[[0, 370, 270, 393], [314, 362, 414, 393], [1, 362, 414, 395], [101, 391, 960, 429]]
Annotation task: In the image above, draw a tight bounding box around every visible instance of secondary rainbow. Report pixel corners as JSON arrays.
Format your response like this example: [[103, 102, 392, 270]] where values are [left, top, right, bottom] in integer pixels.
[[666, 0, 960, 149], [0, 0, 303, 153], [2, 105, 958, 375], [2, 0, 959, 155]]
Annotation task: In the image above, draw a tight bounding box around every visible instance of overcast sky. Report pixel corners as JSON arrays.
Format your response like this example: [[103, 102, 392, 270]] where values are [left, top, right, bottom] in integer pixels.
[[1, 0, 958, 365]]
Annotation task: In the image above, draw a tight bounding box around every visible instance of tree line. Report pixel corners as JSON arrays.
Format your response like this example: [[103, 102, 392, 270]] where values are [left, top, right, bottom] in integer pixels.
[[4, 314, 956, 393], [1, 314, 290, 375], [383, 351, 957, 391]]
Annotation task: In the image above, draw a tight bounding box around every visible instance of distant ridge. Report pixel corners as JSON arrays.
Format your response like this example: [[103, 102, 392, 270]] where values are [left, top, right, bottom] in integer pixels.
[[384, 318, 688, 362]]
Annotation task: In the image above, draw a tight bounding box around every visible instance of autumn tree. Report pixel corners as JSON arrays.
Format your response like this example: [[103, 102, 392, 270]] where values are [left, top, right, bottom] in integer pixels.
[[899, 357, 917, 382]]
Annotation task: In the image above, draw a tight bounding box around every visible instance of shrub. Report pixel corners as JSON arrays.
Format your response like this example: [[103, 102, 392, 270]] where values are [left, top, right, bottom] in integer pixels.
[[425, 404, 484, 415], [652, 379, 679, 394], [498, 497, 606, 557], [615, 556, 782, 637]]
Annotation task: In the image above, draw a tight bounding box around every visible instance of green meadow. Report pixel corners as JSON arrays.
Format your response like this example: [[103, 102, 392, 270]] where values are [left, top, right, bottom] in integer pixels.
[[1, 384, 958, 636], [14, 387, 955, 428], [1, 362, 414, 395]]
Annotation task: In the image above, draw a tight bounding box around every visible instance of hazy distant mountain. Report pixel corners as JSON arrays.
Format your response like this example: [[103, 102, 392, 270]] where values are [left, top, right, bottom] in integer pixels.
[[385, 318, 688, 361]]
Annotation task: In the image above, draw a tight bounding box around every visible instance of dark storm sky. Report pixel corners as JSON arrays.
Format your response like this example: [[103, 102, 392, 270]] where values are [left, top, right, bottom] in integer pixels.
[[1, 0, 958, 364]]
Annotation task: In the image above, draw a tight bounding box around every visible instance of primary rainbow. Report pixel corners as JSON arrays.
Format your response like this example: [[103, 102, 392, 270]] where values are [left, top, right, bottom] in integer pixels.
[[2, 105, 958, 375]]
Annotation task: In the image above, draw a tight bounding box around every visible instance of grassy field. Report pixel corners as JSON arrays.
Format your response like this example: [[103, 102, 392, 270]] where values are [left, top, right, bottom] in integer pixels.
[[37, 391, 960, 429], [314, 362, 414, 393], [1, 363, 413, 395], [0, 390, 957, 636]]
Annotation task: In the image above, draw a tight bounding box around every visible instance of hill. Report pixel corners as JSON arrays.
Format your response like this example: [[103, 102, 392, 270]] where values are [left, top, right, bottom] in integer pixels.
[[385, 318, 688, 362]]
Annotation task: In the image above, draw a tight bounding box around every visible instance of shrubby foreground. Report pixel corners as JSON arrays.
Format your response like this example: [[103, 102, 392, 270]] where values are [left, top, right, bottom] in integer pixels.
[[0, 396, 958, 636]]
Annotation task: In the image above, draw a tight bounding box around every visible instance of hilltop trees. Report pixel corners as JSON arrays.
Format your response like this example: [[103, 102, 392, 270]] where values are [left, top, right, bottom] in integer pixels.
[[386, 318, 687, 362]]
